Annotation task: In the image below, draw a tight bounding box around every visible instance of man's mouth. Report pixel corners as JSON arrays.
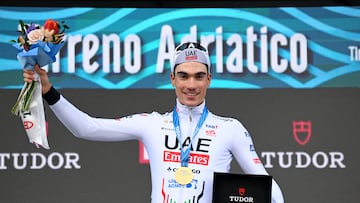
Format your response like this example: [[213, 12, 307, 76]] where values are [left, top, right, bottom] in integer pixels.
[[184, 92, 198, 97]]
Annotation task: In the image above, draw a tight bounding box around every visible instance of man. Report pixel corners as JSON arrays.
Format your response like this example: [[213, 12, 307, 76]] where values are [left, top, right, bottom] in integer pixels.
[[24, 42, 284, 202]]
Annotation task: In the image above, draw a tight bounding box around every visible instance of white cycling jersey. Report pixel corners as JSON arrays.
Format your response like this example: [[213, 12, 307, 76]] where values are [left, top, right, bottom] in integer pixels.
[[50, 95, 284, 203]]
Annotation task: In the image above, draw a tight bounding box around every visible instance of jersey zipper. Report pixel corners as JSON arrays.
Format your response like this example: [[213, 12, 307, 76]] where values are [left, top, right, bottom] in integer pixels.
[[189, 107, 193, 123], [187, 108, 194, 148]]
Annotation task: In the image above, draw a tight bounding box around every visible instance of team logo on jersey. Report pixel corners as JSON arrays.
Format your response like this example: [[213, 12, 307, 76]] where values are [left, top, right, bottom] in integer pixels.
[[205, 124, 218, 129], [252, 157, 262, 164], [206, 129, 216, 136], [161, 127, 174, 131], [163, 151, 209, 166], [293, 120, 312, 146]]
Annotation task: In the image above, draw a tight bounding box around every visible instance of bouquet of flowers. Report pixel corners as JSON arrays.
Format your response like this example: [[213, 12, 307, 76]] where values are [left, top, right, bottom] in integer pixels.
[[10, 19, 69, 149]]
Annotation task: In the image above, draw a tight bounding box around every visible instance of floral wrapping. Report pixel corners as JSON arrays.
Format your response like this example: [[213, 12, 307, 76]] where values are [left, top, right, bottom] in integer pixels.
[[18, 73, 49, 149], [11, 19, 69, 149]]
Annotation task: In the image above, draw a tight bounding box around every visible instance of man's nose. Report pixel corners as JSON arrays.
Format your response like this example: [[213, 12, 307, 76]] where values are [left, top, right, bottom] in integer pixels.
[[186, 77, 197, 89]]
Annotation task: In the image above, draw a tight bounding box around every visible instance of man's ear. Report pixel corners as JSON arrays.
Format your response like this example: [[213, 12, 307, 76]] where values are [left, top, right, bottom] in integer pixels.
[[170, 73, 175, 86]]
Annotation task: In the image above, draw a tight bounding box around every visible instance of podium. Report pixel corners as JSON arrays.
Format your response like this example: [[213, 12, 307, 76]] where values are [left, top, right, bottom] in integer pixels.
[[212, 172, 272, 203]]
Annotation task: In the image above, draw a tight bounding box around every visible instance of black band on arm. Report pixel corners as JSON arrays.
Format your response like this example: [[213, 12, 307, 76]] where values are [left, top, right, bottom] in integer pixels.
[[43, 86, 61, 105]]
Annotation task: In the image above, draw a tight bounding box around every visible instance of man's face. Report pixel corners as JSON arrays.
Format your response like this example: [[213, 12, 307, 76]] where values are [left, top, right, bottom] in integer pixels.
[[170, 61, 211, 107]]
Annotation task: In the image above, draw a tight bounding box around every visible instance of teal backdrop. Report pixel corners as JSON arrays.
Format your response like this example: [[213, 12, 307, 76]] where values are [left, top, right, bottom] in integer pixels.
[[1, 6, 359, 89]]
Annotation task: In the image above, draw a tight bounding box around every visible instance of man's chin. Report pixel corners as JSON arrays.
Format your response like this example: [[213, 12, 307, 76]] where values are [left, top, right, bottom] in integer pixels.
[[182, 100, 202, 107]]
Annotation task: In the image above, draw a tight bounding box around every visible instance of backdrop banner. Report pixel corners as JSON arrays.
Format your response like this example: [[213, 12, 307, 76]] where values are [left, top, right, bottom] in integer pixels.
[[0, 6, 359, 89]]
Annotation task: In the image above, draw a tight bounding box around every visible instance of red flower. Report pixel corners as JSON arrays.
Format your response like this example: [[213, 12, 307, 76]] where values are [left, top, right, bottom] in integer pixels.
[[43, 19, 59, 34]]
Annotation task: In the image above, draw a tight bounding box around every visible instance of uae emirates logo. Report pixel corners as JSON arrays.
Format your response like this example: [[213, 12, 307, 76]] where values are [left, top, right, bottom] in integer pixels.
[[292, 120, 312, 146]]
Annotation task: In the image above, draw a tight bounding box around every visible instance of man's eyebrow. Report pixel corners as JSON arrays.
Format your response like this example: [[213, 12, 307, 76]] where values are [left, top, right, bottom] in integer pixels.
[[175, 71, 207, 75], [175, 71, 188, 75], [195, 72, 207, 76]]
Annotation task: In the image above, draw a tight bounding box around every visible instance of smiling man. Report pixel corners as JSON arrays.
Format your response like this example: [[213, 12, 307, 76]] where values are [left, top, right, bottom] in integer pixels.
[[171, 61, 211, 107], [24, 42, 284, 203]]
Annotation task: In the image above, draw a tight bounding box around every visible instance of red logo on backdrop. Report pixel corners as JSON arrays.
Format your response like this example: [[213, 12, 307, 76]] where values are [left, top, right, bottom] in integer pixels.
[[293, 120, 312, 146], [139, 141, 149, 164], [239, 187, 246, 196], [23, 121, 34, 130]]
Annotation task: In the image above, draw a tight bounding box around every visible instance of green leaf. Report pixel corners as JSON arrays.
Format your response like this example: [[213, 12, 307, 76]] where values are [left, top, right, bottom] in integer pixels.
[[19, 20, 26, 34], [23, 81, 36, 111]]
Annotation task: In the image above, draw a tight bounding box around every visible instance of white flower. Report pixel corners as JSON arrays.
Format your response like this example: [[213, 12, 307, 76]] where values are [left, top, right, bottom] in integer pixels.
[[27, 29, 44, 45]]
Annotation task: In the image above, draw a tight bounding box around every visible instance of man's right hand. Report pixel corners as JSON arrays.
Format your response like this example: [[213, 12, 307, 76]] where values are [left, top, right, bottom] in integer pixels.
[[23, 64, 52, 94]]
